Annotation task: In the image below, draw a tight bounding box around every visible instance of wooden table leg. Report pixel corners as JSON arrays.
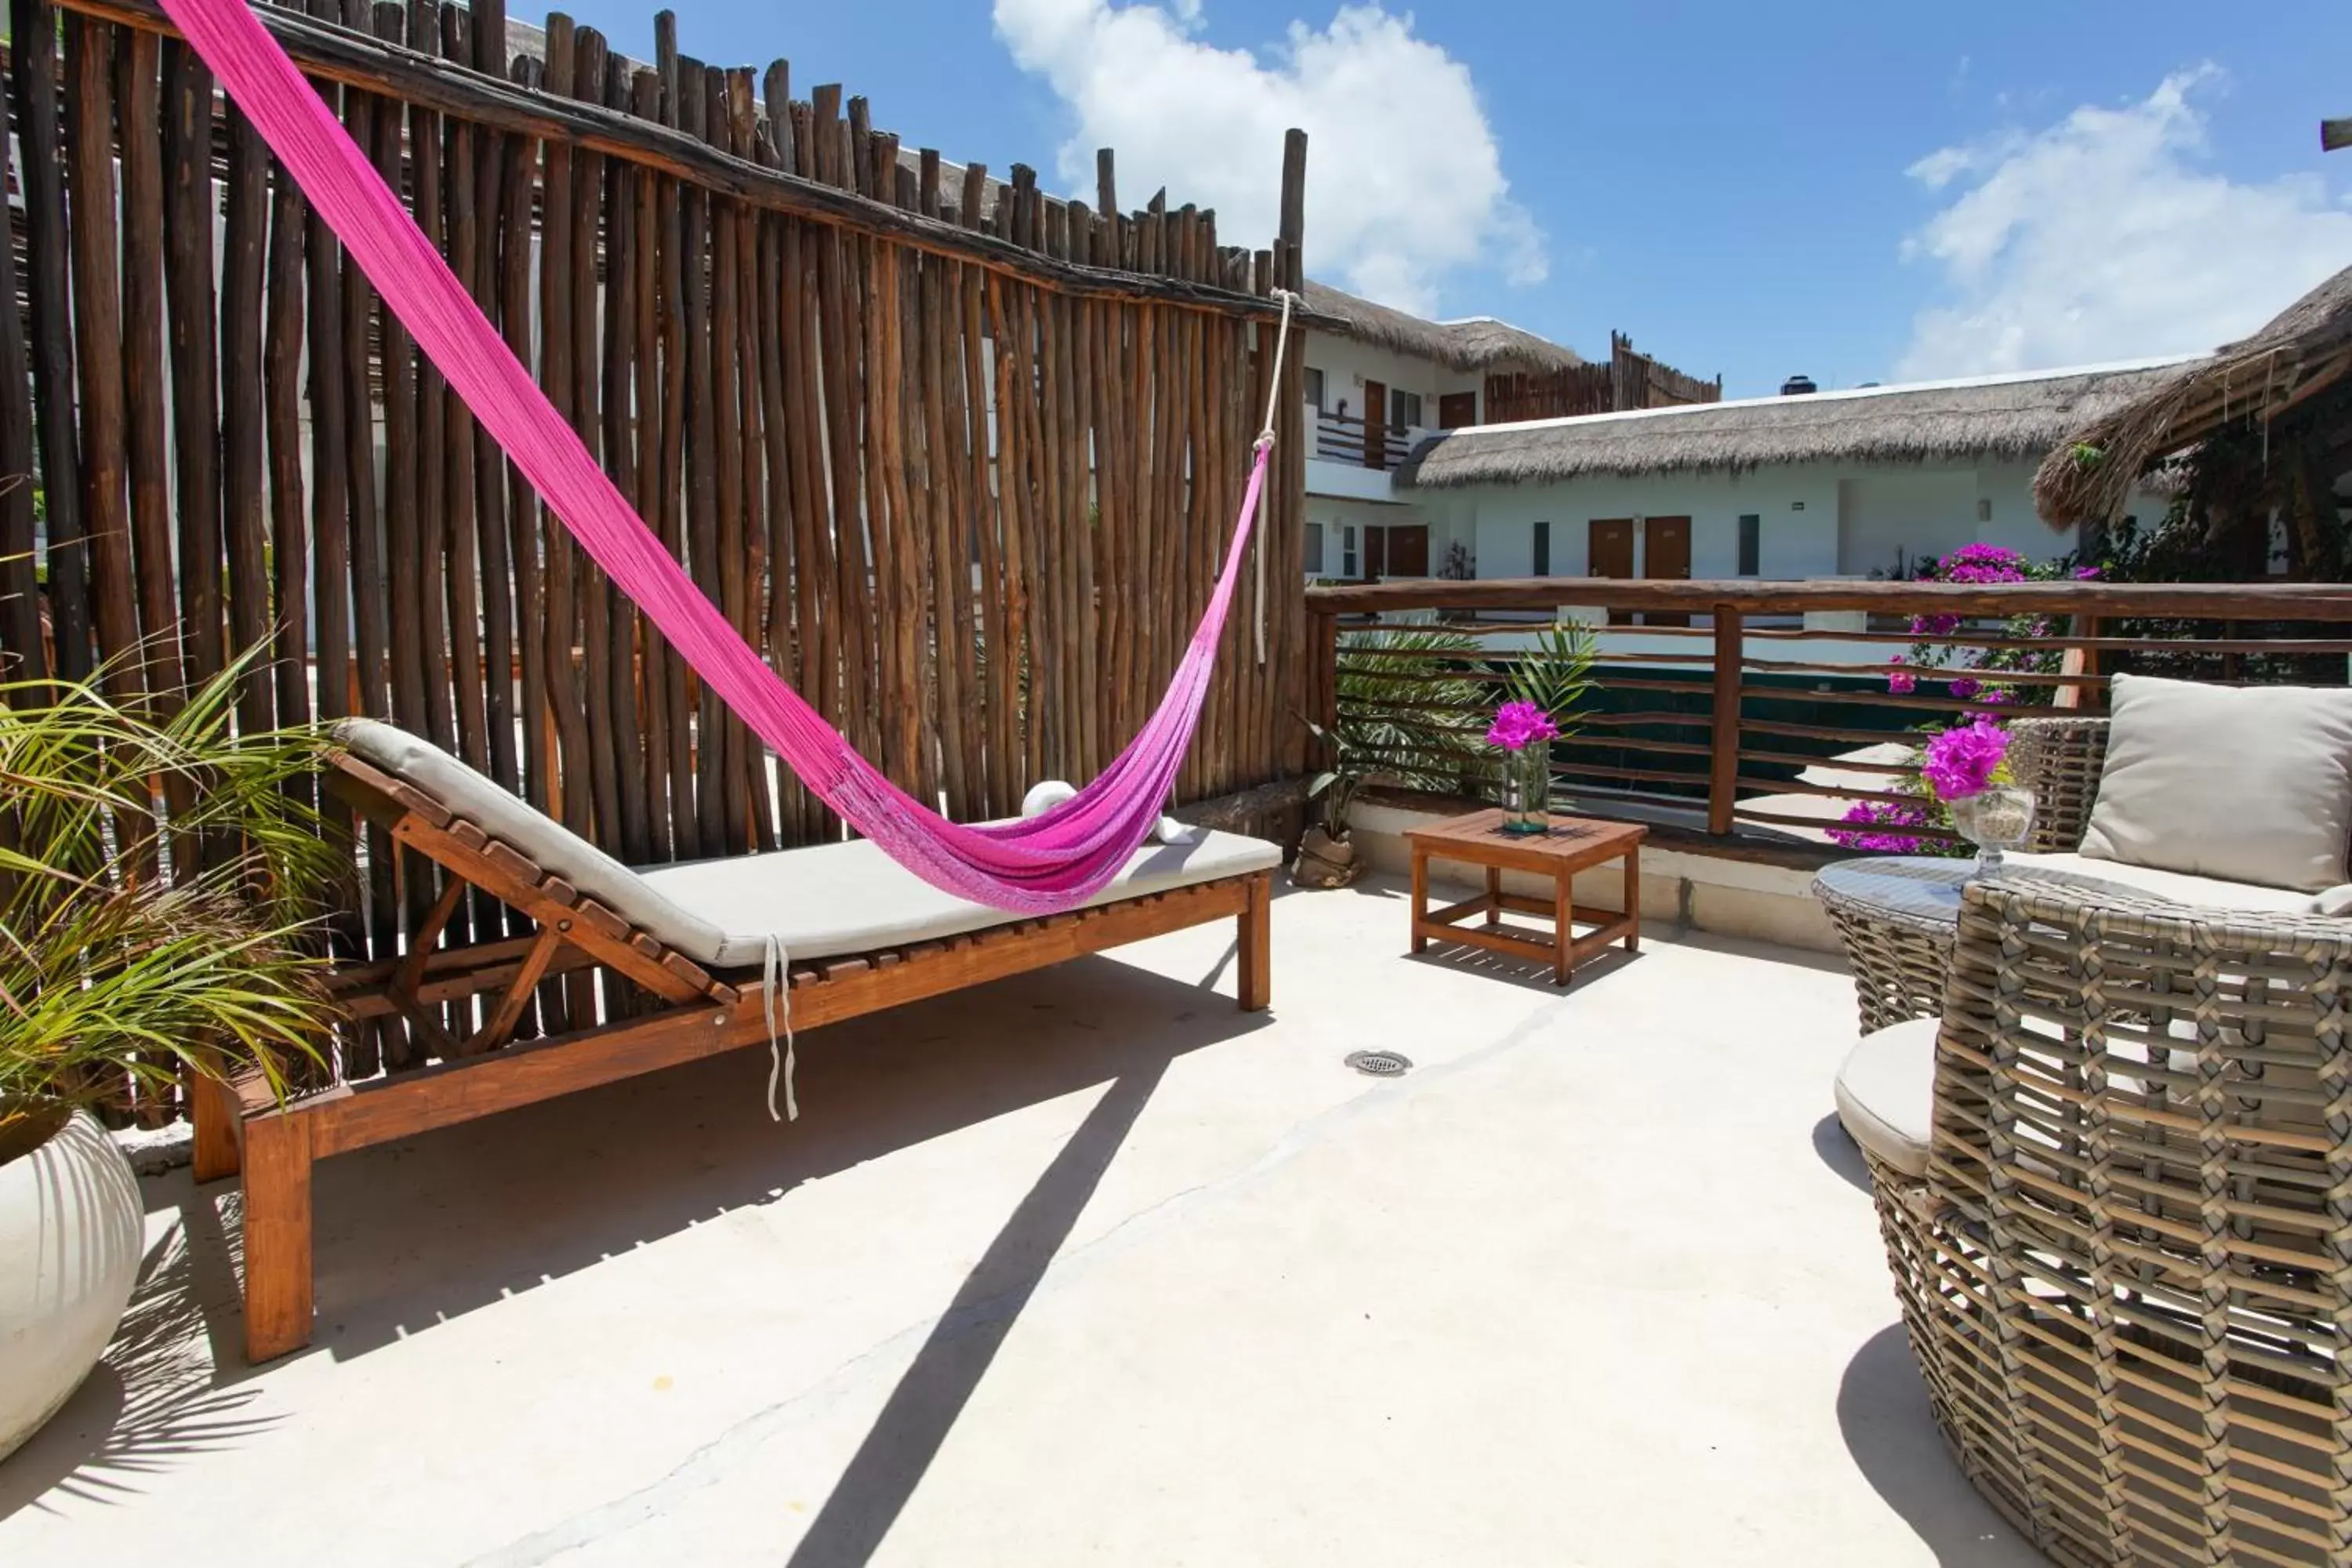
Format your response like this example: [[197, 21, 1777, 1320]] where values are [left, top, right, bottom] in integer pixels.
[[1484, 865, 1501, 926], [1238, 873, 1272, 1012], [241, 1110, 315, 1363], [189, 1062, 242, 1184], [1410, 846, 1428, 953], [1555, 867, 1574, 986], [1623, 845, 1641, 953]]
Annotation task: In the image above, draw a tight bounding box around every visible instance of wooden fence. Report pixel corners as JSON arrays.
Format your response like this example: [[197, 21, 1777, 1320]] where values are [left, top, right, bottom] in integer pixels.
[[0, 0, 1310, 1108], [1483, 331, 1721, 425]]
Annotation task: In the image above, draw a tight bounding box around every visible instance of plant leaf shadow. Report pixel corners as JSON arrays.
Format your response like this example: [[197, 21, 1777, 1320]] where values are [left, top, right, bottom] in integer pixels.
[[0, 1221, 278, 1520]]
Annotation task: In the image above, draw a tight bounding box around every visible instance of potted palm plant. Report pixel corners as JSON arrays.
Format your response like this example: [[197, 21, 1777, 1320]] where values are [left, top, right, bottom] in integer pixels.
[[1296, 622, 1492, 888], [1, 657, 339, 1461]]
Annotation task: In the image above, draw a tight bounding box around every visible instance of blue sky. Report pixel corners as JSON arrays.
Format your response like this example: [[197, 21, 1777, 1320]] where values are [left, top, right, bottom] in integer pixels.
[[561, 0, 2352, 398]]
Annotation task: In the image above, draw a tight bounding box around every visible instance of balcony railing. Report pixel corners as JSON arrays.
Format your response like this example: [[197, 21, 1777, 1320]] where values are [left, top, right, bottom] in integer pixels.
[[1302, 577, 2352, 849], [1310, 408, 1417, 472]]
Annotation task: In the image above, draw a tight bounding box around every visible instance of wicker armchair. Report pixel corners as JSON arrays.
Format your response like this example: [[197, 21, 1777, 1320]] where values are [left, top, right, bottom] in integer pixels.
[[1860, 879, 2352, 1566], [2004, 716, 2111, 854]]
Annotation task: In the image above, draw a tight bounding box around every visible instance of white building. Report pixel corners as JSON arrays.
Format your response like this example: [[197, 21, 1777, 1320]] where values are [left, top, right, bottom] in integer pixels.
[[1395, 359, 2194, 586], [1298, 280, 1588, 583]]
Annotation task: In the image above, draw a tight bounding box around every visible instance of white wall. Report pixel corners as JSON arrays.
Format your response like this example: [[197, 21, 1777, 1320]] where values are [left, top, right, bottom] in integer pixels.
[[1302, 495, 1469, 579], [1458, 466, 1842, 580], [1424, 458, 2164, 583], [1301, 332, 1482, 425], [1298, 329, 1483, 579]]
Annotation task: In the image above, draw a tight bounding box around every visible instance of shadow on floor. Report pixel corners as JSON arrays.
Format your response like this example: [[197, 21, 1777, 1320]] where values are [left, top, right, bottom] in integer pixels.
[[1836, 1324, 2041, 1566], [783, 1056, 1166, 1567], [1405, 932, 1643, 994], [1813, 1113, 1872, 1194], [0, 1224, 278, 1522], [178, 953, 1269, 1370]]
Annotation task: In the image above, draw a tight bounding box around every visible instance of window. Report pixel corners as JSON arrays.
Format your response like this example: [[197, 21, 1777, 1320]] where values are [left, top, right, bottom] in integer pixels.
[[1737, 514, 1761, 576], [1388, 389, 1425, 430], [1304, 521, 1326, 575], [1341, 525, 1359, 579], [1304, 366, 1326, 413], [1532, 520, 1551, 576]]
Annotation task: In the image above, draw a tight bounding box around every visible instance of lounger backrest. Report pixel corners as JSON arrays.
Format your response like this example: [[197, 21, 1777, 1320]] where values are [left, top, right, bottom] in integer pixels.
[[334, 719, 739, 967]]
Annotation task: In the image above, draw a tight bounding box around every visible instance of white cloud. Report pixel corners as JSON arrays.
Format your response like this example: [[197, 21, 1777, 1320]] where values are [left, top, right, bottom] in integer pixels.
[[1898, 68, 2352, 380], [992, 0, 1542, 316]]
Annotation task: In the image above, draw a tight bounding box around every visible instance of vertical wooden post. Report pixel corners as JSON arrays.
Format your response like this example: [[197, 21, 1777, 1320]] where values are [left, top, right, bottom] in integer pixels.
[[1306, 608, 1339, 738], [188, 1066, 241, 1184], [1238, 872, 1272, 1012], [2080, 615, 2105, 710], [241, 1111, 315, 1363], [1708, 604, 1743, 836], [2055, 615, 2101, 710], [1276, 129, 1308, 777]]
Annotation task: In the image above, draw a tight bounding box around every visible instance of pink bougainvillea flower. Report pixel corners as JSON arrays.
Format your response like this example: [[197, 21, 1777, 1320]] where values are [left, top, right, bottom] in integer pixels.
[[1948, 675, 1982, 700], [1922, 717, 2008, 802], [1486, 699, 1559, 753], [1827, 798, 1931, 855], [1887, 653, 1917, 695]]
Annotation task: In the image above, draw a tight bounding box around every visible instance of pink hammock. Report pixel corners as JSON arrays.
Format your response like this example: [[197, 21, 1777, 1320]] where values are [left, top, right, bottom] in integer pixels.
[[160, 0, 1289, 914]]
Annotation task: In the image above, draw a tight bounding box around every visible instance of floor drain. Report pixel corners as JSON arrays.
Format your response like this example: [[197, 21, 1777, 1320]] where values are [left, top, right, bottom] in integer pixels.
[[1344, 1049, 1413, 1078]]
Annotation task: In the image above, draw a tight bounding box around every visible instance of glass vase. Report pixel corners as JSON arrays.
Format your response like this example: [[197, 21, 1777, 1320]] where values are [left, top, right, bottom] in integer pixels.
[[1499, 746, 1551, 836], [1947, 785, 2035, 877]]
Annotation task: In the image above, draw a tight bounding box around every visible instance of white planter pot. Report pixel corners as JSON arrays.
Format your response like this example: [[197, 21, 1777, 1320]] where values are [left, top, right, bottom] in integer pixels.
[[0, 1111, 143, 1463]]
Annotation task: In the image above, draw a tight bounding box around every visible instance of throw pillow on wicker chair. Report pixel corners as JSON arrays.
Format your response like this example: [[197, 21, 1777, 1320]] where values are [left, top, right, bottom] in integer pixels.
[[2078, 673, 2352, 893]]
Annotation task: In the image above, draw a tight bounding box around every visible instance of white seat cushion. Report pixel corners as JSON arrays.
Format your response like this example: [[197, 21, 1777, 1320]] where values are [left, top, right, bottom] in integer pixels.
[[1834, 1018, 1940, 1179], [337, 719, 1280, 969], [638, 833, 1280, 965], [2078, 673, 2352, 893], [2002, 851, 2326, 916]]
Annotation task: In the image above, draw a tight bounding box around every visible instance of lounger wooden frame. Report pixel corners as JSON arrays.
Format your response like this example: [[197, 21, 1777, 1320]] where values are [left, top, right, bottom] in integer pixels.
[[191, 750, 1274, 1363]]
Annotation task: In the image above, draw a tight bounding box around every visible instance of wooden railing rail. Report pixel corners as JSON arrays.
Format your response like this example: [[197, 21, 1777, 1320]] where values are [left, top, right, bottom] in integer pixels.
[[1306, 577, 2352, 850]]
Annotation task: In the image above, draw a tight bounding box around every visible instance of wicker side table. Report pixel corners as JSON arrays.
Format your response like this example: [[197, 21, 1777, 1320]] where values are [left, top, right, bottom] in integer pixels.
[[1812, 858, 1972, 1032]]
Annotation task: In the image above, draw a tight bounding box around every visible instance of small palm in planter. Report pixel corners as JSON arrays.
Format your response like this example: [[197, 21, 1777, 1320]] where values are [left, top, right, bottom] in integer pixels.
[[0, 657, 340, 1460], [1297, 717, 1370, 887]]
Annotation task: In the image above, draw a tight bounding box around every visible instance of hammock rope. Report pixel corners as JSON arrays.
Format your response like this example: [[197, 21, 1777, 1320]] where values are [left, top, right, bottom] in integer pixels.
[[158, 0, 1293, 914]]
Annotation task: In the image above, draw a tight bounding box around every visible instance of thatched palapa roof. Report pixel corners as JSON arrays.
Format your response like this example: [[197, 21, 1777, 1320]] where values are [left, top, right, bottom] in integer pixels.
[[2034, 264, 2352, 525], [1396, 360, 2188, 490], [1301, 280, 1582, 376]]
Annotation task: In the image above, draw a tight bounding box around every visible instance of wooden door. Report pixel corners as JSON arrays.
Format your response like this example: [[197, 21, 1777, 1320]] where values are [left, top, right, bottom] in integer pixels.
[[1588, 518, 1634, 626], [1438, 390, 1477, 429], [1642, 515, 1692, 627], [1362, 379, 1386, 467], [1363, 526, 1389, 581], [1387, 524, 1429, 578]]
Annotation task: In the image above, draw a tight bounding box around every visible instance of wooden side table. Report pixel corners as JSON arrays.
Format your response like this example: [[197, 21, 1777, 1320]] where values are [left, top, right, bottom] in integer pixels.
[[1406, 809, 1646, 985]]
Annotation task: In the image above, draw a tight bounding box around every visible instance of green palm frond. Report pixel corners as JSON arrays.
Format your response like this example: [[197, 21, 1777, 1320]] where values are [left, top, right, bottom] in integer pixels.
[[1501, 621, 1597, 735], [1337, 623, 1492, 795], [0, 646, 343, 1131]]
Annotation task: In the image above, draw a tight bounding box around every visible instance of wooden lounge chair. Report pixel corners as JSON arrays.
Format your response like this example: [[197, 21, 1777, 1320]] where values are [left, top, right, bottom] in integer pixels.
[[191, 720, 1279, 1363]]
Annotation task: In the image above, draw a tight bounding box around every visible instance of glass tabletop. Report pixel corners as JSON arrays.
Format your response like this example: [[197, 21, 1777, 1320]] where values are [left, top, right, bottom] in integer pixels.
[[1813, 857, 1976, 927], [1813, 855, 2158, 933]]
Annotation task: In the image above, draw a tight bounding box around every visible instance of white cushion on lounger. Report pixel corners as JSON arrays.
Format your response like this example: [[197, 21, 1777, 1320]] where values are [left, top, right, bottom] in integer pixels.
[[1834, 1018, 1939, 1179], [336, 718, 1280, 968], [638, 833, 1279, 964], [2001, 851, 2325, 916]]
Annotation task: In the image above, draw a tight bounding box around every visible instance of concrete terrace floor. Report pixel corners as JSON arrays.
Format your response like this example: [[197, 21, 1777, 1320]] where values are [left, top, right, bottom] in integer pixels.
[[1, 877, 2042, 1567]]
